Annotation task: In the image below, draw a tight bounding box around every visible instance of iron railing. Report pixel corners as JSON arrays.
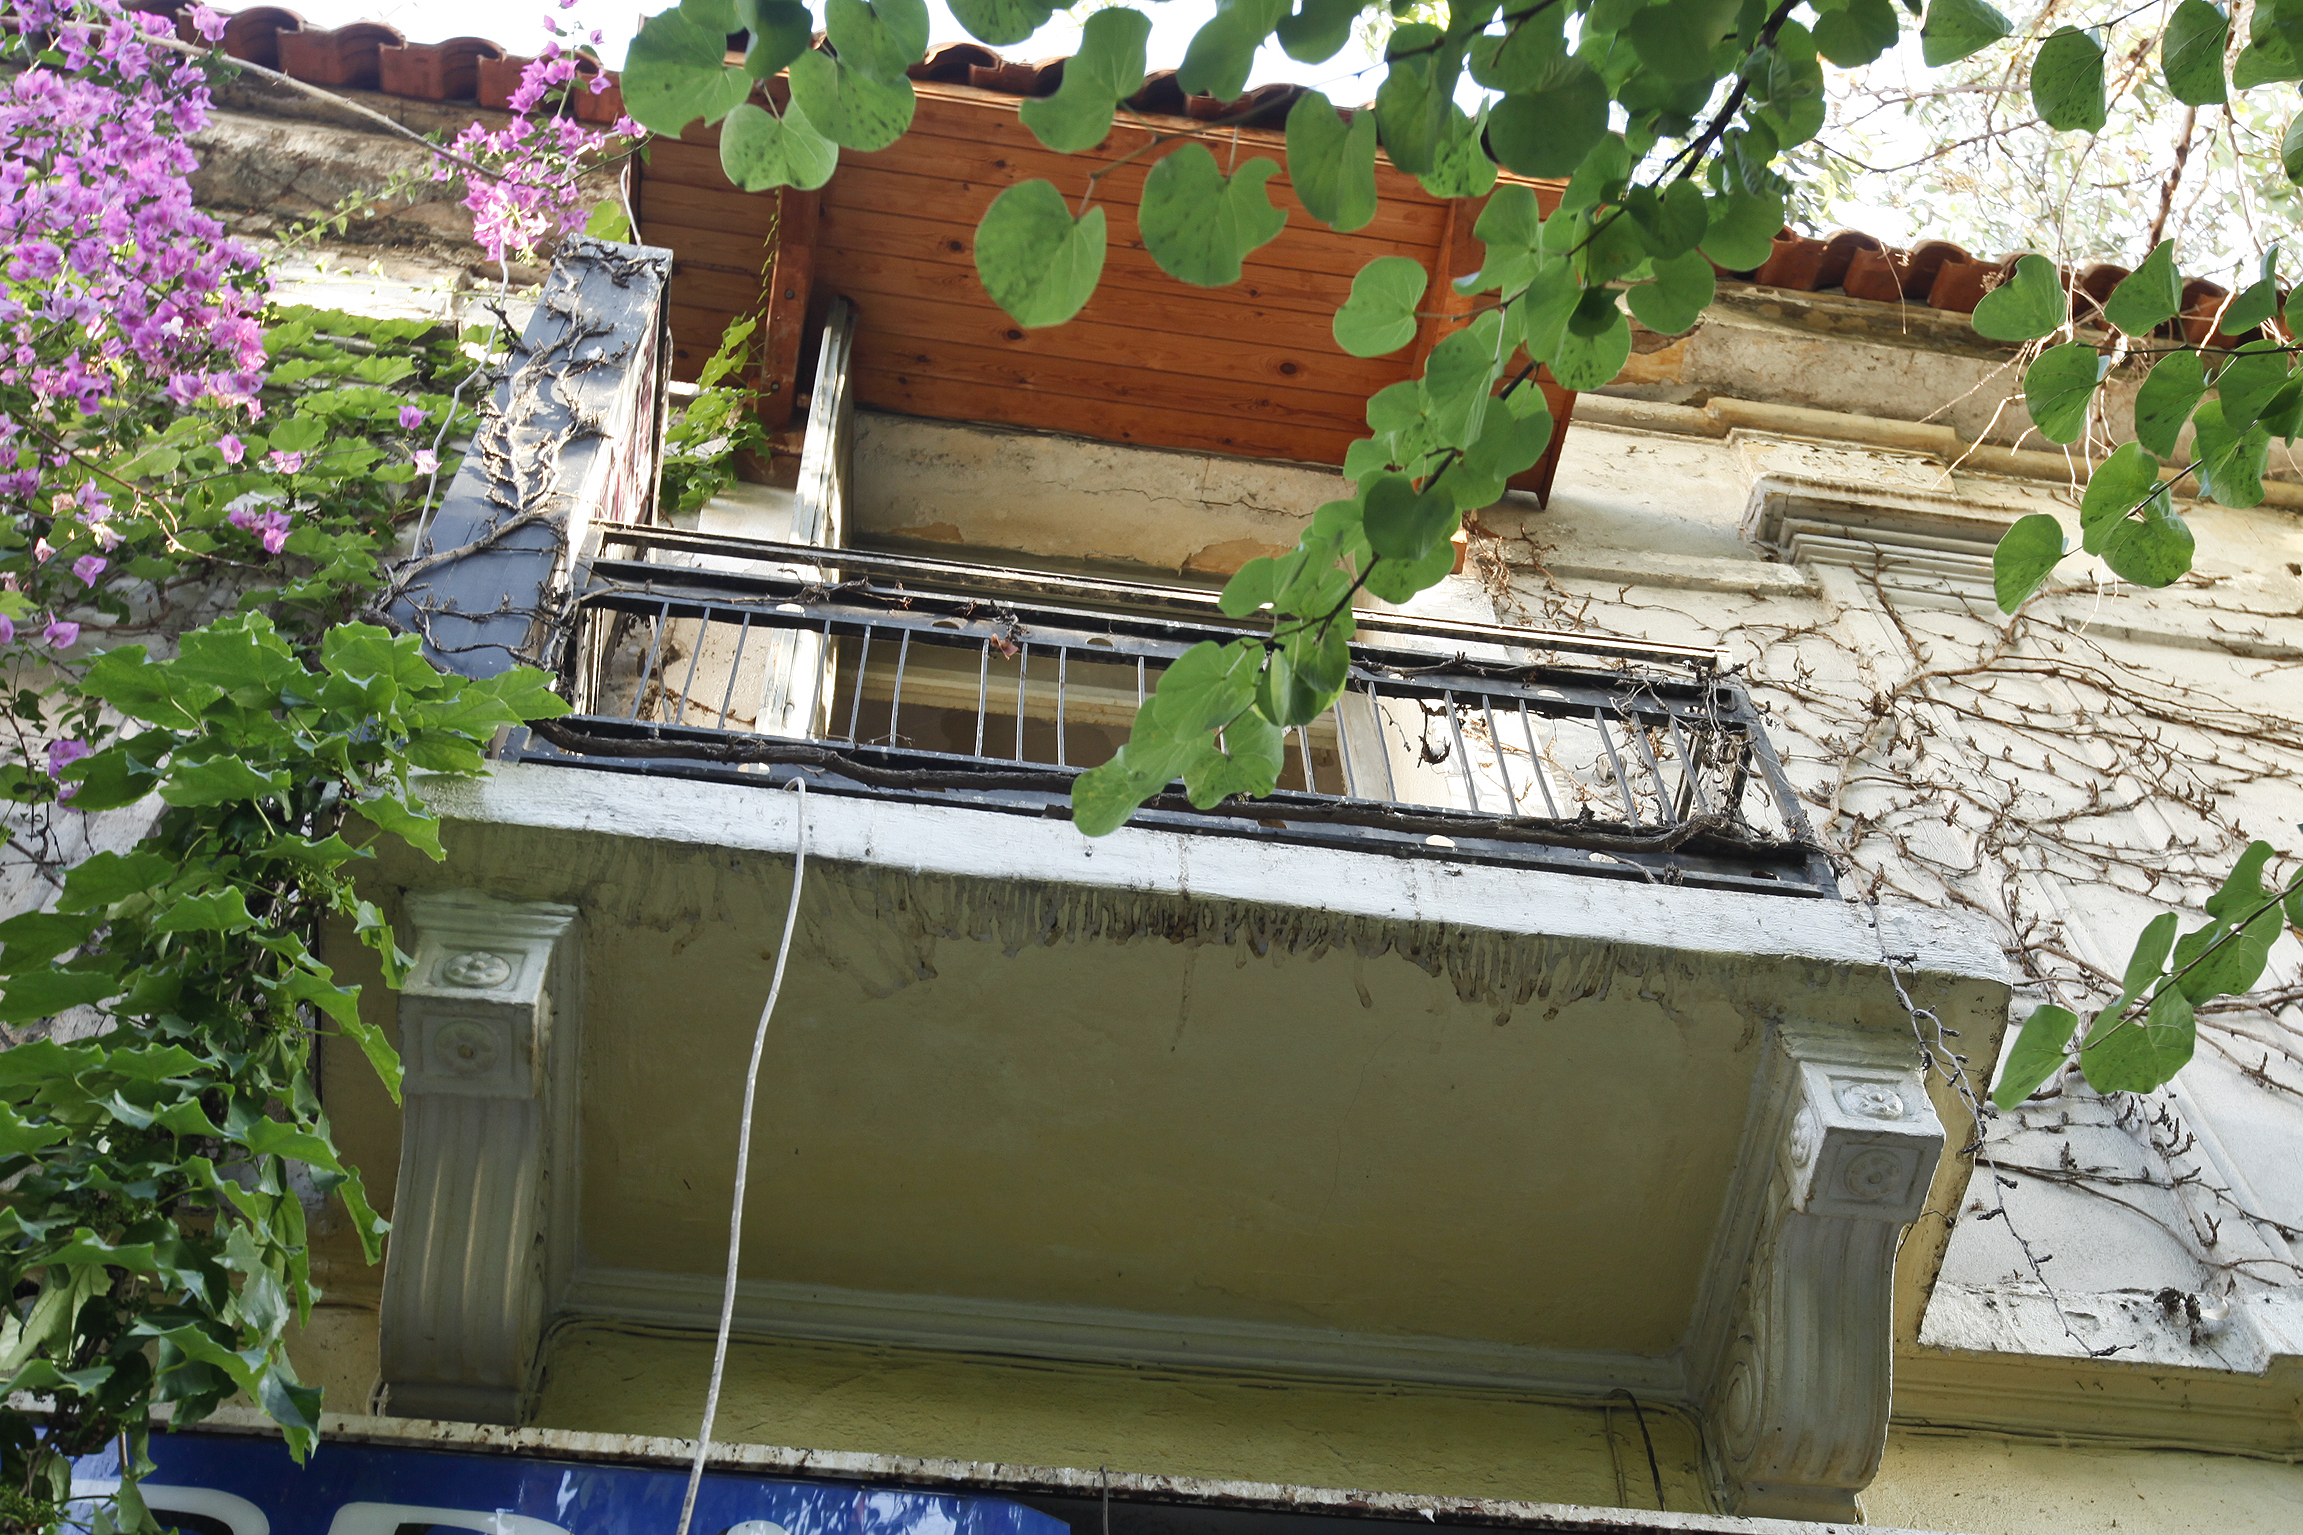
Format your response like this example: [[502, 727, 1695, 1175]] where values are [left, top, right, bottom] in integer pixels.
[[511, 531, 1836, 896]]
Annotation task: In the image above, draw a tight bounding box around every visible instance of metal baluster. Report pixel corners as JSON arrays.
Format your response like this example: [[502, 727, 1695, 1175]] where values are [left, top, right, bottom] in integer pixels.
[[633, 600, 669, 723], [1443, 690, 1482, 813], [1331, 698, 1358, 797], [1516, 701, 1561, 818], [1596, 708, 1641, 825], [1480, 694, 1514, 812], [1296, 727, 1315, 792], [1366, 680, 1398, 801], [974, 638, 989, 757], [1055, 646, 1068, 767], [671, 607, 708, 726], [845, 625, 872, 744], [1015, 642, 1029, 760], [887, 629, 912, 745], [716, 612, 750, 728], [1136, 656, 1146, 703], [1665, 711, 1716, 819], [1625, 710, 1676, 825]]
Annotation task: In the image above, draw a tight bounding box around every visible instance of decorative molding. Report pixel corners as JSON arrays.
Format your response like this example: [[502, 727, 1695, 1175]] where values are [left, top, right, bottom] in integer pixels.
[[1687, 1025, 1945, 1522], [380, 891, 580, 1425], [558, 1268, 1689, 1402]]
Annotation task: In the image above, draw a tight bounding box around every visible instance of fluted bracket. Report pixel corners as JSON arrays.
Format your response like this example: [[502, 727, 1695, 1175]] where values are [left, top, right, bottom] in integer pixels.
[[379, 891, 580, 1424], [1691, 1027, 1945, 1521]]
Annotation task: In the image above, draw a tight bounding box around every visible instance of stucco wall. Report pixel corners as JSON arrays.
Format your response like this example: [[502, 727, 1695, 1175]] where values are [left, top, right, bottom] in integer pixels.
[[1865, 1430, 2303, 1534]]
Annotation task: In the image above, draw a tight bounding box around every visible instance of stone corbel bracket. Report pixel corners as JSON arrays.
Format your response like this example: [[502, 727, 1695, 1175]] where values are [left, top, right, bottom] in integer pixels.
[[380, 891, 581, 1425], [1689, 1025, 1946, 1522]]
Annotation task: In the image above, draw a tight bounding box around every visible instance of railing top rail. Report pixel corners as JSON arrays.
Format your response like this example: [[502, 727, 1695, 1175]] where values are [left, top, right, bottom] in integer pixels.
[[594, 528, 1728, 674]]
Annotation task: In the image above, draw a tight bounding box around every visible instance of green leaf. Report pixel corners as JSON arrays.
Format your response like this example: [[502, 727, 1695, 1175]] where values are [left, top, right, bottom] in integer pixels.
[[947, 0, 1053, 47], [2030, 27, 2107, 133], [1625, 180, 1709, 260], [2205, 840, 2278, 920], [1992, 1004, 2077, 1109], [719, 101, 839, 191], [2178, 902, 2284, 999], [1178, 0, 1289, 101], [1418, 104, 1498, 200], [2022, 342, 2106, 444], [1625, 0, 1738, 80], [2285, 111, 2303, 183], [58, 851, 175, 912], [1699, 187, 1785, 271], [2103, 238, 2182, 335], [1286, 91, 1378, 233], [974, 180, 1108, 329], [822, 0, 928, 80], [581, 199, 633, 242], [1070, 755, 1169, 836], [1459, 384, 1555, 492], [621, 4, 753, 136], [1487, 64, 1610, 178], [2163, 0, 2231, 105], [356, 789, 445, 860], [1992, 511, 2065, 612], [738, 0, 813, 77], [159, 755, 291, 808], [1139, 145, 1288, 288], [2133, 348, 2207, 456], [2081, 985, 2196, 1094], [1920, 0, 2011, 65], [1150, 640, 1263, 737], [2115, 911, 2180, 1009], [2078, 441, 2162, 554], [1018, 7, 1150, 153], [1626, 248, 1717, 335], [2213, 339, 2292, 433], [2100, 494, 2195, 586], [1971, 253, 2064, 342], [1372, 28, 1451, 176], [1548, 288, 1632, 390], [0, 967, 121, 1024], [1362, 474, 1458, 561], [1756, 20, 1827, 149], [0, 910, 100, 971], [1361, 520, 1460, 602], [2190, 398, 2271, 508], [151, 887, 257, 935], [1277, 0, 1361, 63], [0, 1102, 66, 1159], [1815, 0, 1900, 67], [1182, 709, 1285, 807], [1333, 256, 1429, 357], [786, 49, 915, 151]]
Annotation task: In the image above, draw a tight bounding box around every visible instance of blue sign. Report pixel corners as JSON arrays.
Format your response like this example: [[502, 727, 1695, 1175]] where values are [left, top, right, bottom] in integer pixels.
[[70, 1432, 1073, 1535]]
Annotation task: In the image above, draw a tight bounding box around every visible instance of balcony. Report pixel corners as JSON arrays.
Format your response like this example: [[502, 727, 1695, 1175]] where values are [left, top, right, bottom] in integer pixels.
[[348, 237, 2011, 1524]]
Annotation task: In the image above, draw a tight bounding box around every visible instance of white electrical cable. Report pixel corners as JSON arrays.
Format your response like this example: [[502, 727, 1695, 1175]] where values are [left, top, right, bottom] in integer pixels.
[[674, 776, 808, 1535]]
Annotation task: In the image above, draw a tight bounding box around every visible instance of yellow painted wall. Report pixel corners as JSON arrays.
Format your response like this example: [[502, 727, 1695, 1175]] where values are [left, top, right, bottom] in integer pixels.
[[530, 1326, 1709, 1511], [1865, 1429, 2303, 1534]]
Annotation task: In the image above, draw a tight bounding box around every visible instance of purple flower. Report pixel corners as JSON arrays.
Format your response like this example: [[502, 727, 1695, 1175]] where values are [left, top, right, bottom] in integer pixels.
[[0, 614, 14, 645], [189, 5, 228, 42], [43, 616, 78, 650], [46, 738, 90, 780], [256, 509, 292, 554], [265, 449, 304, 474], [71, 554, 105, 586], [217, 433, 245, 465], [399, 404, 426, 429], [32, 538, 53, 563], [412, 448, 439, 475]]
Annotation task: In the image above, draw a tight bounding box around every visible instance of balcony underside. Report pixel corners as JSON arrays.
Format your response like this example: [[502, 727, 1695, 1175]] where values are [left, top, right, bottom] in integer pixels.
[[368, 764, 2004, 1405]]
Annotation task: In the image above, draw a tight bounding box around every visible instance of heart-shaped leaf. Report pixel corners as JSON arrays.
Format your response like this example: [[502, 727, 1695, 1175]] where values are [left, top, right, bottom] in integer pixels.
[[1972, 253, 2065, 342], [974, 180, 1107, 329], [1140, 145, 1289, 288], [1816, 0, 1900, 66], [947, 0, 1054, 47], [1286, 91, 1379, 232], [1363, 473, 1459, 561], [822, 0, 929, 80], [2103, 238, 2182, 334], [787, 49, 915, 150], [1993, 511, 2066, 612], [1625, 247, 1717, 335], [1333, 256, 1429, 357], [718, 101, 839, 191], [2163, 0, 2231, 105], [1278, 0, 1362, 63], [2079, 441, 2162, 554], [2190, 398, 2271, 507], [1178, 0, 1290, 101], [2101, 492, 2194, 586], [2080, 985, 2195, 1094], [1992, 1004, 2078, 1109], [2031, 26, 2107, 132], [2023, 341, 2107, 443], [1700, 187, 1785, 271], [2213, 339, 2293, 433], [620, 4, 753, 136], [1487, 63, 1610, 178], [1419, 103, 1499, 200], [1549, 288, 1632, 389], [1921, 0, 2012, 65], [2134, 348, 2207, 455], [1018, 7, 1150, 153]]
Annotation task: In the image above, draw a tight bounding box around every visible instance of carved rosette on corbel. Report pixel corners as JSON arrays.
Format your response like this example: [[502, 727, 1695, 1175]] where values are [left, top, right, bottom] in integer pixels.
[[380, 891, 580, 1425], [1691, 1026, 1945, 1522]]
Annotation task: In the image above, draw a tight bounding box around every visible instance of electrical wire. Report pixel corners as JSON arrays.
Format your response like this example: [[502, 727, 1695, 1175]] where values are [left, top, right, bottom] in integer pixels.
[[674, 775, 809, 1535]]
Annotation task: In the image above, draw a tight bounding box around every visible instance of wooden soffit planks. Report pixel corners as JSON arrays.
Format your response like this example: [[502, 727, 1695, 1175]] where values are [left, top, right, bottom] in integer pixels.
[[636, 79, 1575, 493]]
